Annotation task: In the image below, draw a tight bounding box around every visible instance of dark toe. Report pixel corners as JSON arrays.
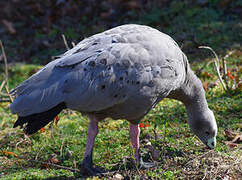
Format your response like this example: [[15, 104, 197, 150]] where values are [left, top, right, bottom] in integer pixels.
[[79, 163, 105, 176]]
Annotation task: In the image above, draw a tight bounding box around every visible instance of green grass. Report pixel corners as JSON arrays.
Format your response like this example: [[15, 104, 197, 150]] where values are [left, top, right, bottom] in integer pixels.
[[0, 50, 241, 179]]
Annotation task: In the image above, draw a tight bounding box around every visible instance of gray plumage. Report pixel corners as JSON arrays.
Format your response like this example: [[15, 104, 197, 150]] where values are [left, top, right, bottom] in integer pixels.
[[10, 24, 217, 149], [10, 24, 185, 121]]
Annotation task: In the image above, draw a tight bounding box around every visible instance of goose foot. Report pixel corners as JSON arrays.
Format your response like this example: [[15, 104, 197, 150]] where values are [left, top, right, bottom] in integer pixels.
[[79, 162, 105, 176]]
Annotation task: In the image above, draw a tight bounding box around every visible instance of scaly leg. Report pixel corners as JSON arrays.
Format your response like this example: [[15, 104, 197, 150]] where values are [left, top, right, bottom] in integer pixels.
[[80, 115, 104, 176], [129, 123, 156, 168], [129, 123, 140, 163]]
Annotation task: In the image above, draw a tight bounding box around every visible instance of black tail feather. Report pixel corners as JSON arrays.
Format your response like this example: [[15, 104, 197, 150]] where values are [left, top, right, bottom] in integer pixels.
[[13, 102, 66, 135]]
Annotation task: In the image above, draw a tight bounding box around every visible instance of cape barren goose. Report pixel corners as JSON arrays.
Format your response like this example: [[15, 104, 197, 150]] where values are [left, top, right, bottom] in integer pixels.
[[10, 24, 217, 175]]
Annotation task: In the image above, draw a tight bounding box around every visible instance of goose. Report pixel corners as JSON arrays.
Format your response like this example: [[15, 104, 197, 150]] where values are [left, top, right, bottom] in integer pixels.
[[10, 24, 217, 175]]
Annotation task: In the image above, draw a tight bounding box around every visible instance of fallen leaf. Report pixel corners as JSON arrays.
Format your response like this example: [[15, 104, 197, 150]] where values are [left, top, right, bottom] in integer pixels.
[[139, 123, 144, 128], [2, 20, 16, 34], [224, 141, 238, 148], [203, 72, 214, 78], [2, 151, 18, 157], [49, 157, 59, 164], [41, 163, 50, 169], [55, 116, 60, 125], [49, 153, 59, 164], [40, 128, 45, 133], [139, 123, 150, 128], [227, 71, 235, 80], [231, 134, 242, 143], [224, 129, 238, 140], [203, 81, 208, 91]]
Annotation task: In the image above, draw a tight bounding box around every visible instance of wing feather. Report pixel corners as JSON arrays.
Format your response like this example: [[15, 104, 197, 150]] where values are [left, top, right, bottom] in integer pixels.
[[10, 24, 186, 120]]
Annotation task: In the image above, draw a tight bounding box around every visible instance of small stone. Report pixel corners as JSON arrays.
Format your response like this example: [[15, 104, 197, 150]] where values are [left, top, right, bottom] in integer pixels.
[[113, 173, 124, 180], [65, 150, 73, 160]]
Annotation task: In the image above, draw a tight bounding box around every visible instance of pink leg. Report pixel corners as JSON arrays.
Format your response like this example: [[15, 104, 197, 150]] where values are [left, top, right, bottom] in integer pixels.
[[84, 115, 99, 159], [80, 114, 101, 176], [80, 115, 105, 175], [129, 123, 140, 163]]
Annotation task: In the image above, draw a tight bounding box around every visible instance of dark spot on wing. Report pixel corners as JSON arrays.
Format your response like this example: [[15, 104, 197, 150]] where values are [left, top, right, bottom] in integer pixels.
[[100, 59, 107, 65], [123, 59, 131, 67], [88, 61, 96, 67], [101, 85, 106, 89], [148, 80, 154, 87]]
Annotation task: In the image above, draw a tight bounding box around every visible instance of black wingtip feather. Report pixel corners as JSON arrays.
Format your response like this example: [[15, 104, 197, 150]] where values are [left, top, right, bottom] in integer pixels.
[[13, 102, 66, 135]]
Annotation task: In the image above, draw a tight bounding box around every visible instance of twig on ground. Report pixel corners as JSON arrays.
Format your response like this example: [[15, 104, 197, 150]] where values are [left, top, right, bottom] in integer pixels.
[[60, 138, 65, 158], [222, 57, 228, 87], [222, 50, 234, 91], [0, 98, 10, 102], [199, 46, 227, 91], [184, 150, 213, 166], [29, 159, 80, 172], [71, 42, 75, 47], [35, 146, 44, 160], [202, 167, 207, 180], [5, 86, 13, 102], [0, 40, 13, 102], [0, 41, 9, 90], [0, 80, 6, 92], [0, 91, 9, 97], [62, 34, 70, 50], [22, 156, 118, 176]]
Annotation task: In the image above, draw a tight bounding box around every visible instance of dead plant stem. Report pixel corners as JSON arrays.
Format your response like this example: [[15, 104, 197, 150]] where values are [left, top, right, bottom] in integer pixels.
[[62, 34, 70, 50], [199, 46, 227, 91]]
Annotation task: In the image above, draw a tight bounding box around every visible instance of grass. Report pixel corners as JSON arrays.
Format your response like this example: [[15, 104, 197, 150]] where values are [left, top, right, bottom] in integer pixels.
[[0, 50, 241, 179], [1, 1, 241, 64]]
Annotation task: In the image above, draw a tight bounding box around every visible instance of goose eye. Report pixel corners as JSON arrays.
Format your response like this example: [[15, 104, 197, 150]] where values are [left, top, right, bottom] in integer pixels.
[[205, 131, 210, 135]]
